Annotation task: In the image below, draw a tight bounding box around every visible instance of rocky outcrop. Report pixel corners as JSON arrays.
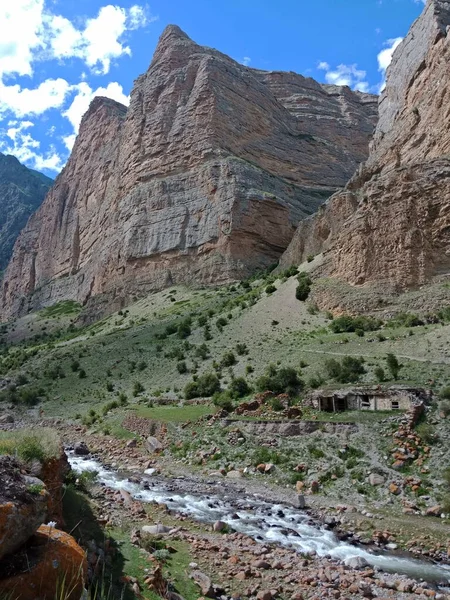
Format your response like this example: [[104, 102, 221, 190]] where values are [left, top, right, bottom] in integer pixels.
[[0, 525, 87, 600], [0, 153, 52, 273], [280, 0, 450, 295], [0, 456, 49, 561], [0, 25, 377, 321]]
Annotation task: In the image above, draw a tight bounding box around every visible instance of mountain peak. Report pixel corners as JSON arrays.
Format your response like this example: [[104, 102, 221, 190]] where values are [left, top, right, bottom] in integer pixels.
[[159, 24, 191, 41]]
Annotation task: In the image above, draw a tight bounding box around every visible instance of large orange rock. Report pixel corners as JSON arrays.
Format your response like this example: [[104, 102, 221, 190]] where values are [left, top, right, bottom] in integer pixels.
[[0, 525, 87, 600]]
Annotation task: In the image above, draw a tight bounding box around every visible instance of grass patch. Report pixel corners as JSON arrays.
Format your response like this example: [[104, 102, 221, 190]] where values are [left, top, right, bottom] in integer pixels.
[[134, 404, 216, 423], [40, 300, 82, 318], [0, 428, 60, 461]]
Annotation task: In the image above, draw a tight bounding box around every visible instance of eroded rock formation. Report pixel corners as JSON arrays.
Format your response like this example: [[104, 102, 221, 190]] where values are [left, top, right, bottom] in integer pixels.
[[1, 25, 377, 320], [280, 0, 450, 293]]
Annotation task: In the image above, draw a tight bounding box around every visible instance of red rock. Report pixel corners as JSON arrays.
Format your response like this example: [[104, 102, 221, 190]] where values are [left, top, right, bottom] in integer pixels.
[[0, 525, 87, 600], [0, 26, 376, 320]]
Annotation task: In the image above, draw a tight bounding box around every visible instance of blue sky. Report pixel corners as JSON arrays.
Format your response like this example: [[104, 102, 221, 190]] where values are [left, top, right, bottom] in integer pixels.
[[0, 0, 425, 177]]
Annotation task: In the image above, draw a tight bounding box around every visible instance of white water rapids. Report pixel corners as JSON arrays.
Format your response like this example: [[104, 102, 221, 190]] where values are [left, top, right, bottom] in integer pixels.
[[68, 453, 450, 585]]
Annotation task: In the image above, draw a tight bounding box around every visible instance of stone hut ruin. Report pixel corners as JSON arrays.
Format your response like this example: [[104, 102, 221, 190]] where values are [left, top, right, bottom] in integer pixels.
[[306, 386, 432, 413]]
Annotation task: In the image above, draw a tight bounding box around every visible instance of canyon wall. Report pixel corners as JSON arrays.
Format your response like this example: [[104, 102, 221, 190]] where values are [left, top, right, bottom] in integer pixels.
[[280, 0, 450, 293], [1, 26, 377, 320]]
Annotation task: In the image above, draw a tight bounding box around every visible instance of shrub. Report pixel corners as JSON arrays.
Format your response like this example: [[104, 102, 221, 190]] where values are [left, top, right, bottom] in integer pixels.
[[256, 364, 303, 397], [16, 373, 28, 386], [198, 315, 208, 327], [236, 343, 248, 356], [440, 386, 450, 400], [281, 265, 299, 278], [295, 272, 312, 301], [308, 375, 324, 389], [133, 381, 145, 396], [106, 381, 114, 392], [216, 317, 227, 331], [184, 372, 221, 399], [177, 320, 191, 339], [324, 356, 366, 383], [177, 361, 188, 374], [70, 360, 80, 372], [229, 377, 251, 398], [165, 323, 178, 335], [212, 390, 234, 412], [78, 369, 87, 379], [330, 315, 382, 333], [221, 351, 237, 367], [194, 344, 208, 361], [374, 366, 385, 382], [306, 254, 314, 263], [265, 284, 276, 294], [386, 353, 401, 380], [388, 312, 424, 328]]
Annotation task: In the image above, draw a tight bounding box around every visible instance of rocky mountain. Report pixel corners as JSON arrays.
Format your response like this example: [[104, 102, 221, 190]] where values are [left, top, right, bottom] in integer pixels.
[[0, 153, 52, 274], [280, 0, 450, 296], [0, 25, 377, 320]]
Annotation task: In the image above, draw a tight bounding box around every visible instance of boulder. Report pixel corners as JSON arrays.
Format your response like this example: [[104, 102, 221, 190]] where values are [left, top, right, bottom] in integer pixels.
[[369, 473, 385, 486], [0, 525, 87, 600], [73, 441, 90, 456], [0, 457, 49, 561], [226, 470, 243, 479], [145, 436, 164, 453], [426, 505, 442, 517], [344, 556, 369, 569], [212, 520, 227, 532], [389, 483, 401, 495], [190, 570, 214, 597], [142, 524, 172, 535], [294, 494, 306, 509]]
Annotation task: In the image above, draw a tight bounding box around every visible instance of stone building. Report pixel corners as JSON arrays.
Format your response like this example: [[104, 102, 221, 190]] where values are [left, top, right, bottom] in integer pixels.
[[307, 386, 432, 413]]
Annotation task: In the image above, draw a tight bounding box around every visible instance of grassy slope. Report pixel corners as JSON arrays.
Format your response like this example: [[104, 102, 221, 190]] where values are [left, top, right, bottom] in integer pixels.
[[2, 272, 450, 422]]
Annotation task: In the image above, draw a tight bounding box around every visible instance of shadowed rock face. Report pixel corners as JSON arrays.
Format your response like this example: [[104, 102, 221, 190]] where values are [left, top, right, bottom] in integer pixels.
[[0, 154, 52, 273], [0, 25, 377, 320], [280, 0, 450, 293]]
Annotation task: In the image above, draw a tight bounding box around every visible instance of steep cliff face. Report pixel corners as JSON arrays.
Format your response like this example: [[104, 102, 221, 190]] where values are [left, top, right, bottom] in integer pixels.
[[280, 0, 450, 292], [0, 154, 52, 273], [1, 25, 377, 320]]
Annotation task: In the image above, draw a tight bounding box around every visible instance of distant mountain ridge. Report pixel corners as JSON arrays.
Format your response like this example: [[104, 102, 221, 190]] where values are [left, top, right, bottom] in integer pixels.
[[0, 25, 377, 320], [0, 153, 53, 273]]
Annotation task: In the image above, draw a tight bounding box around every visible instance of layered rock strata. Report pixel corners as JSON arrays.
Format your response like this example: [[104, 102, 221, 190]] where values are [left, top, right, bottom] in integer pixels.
[[1, 25, 377, 320], [280, 0, 450, 292]]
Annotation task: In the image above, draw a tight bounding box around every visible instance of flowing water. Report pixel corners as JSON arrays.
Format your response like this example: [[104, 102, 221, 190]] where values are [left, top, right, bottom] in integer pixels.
[[68, 453, 450, 585]]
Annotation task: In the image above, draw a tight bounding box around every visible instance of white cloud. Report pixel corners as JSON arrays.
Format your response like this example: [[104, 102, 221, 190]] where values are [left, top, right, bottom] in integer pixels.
[[241, 56, 251, 66], [62, 81, 130, 150], [0, 0, 46, 78], [0, 2, 152, 78], [318, 62, 370, 93], [377, 37, 403, 91], [0, 120, 64, 172], [0, 1, 154, 172], [0, 77, 72, 118]]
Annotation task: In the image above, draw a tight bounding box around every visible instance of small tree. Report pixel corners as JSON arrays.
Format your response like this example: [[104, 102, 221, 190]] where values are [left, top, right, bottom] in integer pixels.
[[295, 272, 312, 301], [374, 366, 385, 382], [386, 353, 401, 380]]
